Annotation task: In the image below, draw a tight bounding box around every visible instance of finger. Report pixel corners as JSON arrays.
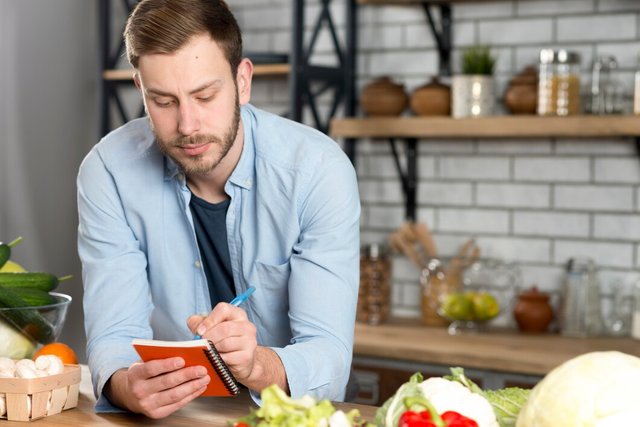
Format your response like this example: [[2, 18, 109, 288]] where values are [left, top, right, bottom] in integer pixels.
[[195, 304, 247, 337], [146, 365, 209, 393], [141, 381, 209, 419], [129, 357, 185, 381], [149, 373, 211, 408], [187, 314, 205, 334]]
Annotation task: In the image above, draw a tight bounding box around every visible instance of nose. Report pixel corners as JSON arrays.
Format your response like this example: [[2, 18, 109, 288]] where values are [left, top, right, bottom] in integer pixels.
[[177, 101, 200, 136]]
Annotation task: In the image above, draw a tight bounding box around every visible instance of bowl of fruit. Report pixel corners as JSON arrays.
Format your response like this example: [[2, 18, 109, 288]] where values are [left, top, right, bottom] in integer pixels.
[[437, 289, 500, 335], [0, 237, 73, 359]]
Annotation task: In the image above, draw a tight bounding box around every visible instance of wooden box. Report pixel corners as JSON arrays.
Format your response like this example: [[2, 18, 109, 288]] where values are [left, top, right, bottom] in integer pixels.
[[0, 365, 81, 422]]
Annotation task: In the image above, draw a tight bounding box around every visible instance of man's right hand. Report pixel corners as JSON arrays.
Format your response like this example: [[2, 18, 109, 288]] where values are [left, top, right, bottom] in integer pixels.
[[104, 357, 211, 419]]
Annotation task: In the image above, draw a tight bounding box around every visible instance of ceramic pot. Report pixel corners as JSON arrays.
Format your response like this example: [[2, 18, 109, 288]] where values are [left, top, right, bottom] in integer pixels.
[[504, 66, 538, 114], [410, 77, 451, 116], [513, 286, 554, 334], [451, 74, 495, 118], [359, 76, 408, 116]]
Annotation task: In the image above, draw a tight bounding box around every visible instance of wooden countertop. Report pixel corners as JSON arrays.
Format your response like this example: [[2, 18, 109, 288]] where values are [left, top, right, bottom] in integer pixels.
[[2, 366, 377, 426], [353, 321, 640, 376]]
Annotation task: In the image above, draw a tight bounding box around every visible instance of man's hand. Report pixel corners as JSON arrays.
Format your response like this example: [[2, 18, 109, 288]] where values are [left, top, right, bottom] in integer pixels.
[[187, 303, 288, 393], [104, 357, 211, 419]]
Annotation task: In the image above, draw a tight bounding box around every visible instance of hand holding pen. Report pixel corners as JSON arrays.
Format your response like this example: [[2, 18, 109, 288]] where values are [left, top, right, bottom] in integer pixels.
[[192, 286, 256, 339]]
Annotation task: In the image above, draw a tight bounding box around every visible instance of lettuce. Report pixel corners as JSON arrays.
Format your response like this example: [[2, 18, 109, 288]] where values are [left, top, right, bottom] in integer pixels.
[[374, 372, 424, 426]]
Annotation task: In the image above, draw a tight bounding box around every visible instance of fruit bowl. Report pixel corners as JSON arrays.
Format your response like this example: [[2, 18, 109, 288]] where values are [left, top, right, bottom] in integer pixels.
[[437, 290, 501, 335], [0, 293, 72, 359]]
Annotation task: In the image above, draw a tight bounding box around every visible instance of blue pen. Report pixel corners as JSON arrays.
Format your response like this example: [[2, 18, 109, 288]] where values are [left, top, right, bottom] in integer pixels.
[[194, 286, 256, 339]]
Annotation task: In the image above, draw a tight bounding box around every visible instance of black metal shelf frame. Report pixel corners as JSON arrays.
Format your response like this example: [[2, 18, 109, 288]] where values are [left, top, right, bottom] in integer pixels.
[[98, 0, 358, 141]]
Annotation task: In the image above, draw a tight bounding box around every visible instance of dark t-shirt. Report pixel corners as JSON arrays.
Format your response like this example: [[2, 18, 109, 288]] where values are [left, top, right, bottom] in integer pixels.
[[189, 193, 236, 307]]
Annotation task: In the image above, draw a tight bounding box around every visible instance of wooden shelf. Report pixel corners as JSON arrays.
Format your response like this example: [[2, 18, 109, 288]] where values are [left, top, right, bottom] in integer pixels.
[[331, 116, 640, 139], [357, 0, 500, 4], [102, 63, 290, 81]]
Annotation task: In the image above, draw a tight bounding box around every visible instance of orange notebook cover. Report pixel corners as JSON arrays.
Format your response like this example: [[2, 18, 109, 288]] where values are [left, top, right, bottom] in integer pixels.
[[132, 338, 240, 397]]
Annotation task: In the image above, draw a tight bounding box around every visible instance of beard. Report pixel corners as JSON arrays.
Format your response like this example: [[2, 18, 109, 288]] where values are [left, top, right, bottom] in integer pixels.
[[154, 96, 241, 176]]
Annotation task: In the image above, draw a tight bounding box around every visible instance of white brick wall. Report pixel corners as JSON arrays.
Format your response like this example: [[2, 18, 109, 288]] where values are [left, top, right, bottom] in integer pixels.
[[233, 0, 640, 320]]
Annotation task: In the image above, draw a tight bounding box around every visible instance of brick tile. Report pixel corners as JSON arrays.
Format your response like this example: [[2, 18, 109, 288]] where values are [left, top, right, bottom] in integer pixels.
[[594, 214, 640, 240], [479, 19, 553, 45], [558, 14, 636, 42], [554, 240, 634, 268], [515, 157, 589, 182], [595, 158, 640, 184], [475, 237, 551, 263], [440, 156, 510, 180], [439, 208, 510, 233], [477, 183, 550, 208], [554, 185, 634, 212], [514, 211, 590, 237]]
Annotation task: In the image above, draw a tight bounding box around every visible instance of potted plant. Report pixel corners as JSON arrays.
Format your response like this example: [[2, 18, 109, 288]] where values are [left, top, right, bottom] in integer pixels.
[[451, 45, 497, 118]]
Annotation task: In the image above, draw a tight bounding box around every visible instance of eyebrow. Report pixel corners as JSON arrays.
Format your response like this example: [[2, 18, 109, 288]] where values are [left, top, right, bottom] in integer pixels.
[[145, 80, 223, 98]]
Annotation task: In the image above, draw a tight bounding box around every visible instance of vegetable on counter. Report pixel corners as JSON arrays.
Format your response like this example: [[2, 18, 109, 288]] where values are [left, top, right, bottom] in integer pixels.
[[0, 237, 22, 269], [232, 384, 372, 427], [399, 396, 479, 427], [375, 369, 529, 427], [516, 351, 640, 427]]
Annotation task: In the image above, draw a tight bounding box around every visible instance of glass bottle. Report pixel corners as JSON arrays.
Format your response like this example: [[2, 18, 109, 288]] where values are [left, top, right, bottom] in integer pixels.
[[538, 49, 581, 116], [357, 243, 391, 325], [632, 281, 640, 340]]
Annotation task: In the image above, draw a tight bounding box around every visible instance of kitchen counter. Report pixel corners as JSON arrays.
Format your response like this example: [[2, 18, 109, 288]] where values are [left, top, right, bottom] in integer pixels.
[[2, 366, 377, 426], [353, 320, 640, 376]]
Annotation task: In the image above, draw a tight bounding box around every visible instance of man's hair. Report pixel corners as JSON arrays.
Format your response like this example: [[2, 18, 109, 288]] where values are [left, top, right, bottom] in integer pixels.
[[124, 0, 243, 75]]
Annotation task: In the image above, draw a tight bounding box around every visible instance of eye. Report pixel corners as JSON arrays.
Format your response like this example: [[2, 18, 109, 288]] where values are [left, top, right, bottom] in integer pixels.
[[153, 98, 174, 108], [197, 95, 213, 103]]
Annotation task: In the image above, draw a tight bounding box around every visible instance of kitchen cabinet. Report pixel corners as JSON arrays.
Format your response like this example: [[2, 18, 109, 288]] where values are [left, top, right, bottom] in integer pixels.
[[349, 320, 639, 405]]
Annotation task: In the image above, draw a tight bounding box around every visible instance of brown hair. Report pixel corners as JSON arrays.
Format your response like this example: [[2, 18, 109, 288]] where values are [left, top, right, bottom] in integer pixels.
[[124, 0, 243, 75]]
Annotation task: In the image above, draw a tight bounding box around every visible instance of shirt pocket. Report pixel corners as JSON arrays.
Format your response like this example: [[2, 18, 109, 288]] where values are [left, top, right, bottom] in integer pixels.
[[254, 260, 290, 313]]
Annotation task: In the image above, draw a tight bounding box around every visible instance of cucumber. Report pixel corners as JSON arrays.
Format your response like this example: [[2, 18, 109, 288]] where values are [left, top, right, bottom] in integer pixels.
[[9, 288, 57, 306], [0, 236, 22, 269], [0, 272, 61, 292], [0, 285, 55, 343]]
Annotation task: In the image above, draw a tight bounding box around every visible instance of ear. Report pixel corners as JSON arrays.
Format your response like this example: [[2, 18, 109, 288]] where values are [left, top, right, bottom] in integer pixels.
[[133, 72, 142, 91], [235, 58, 253, 105]]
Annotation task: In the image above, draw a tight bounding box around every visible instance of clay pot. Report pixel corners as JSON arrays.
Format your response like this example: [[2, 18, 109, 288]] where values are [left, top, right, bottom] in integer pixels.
[[513, 286, 554, 334], [359, 76, 408, 116], [504, 66, 538, 115], [410, 77, 451, 116]]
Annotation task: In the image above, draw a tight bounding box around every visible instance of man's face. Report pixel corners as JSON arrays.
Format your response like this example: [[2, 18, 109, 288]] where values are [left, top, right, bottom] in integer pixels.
[[135, 34, 248, 175]]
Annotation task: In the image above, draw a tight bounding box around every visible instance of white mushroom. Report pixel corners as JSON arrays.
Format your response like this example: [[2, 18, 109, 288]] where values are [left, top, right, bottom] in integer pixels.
[[0, 357, 15, 372], [44, 355, 64, 376], [0, 369, 14, 379], [15, 364, 38, 379], [34, 355, 51, 371], [15, 358, 36, 371]]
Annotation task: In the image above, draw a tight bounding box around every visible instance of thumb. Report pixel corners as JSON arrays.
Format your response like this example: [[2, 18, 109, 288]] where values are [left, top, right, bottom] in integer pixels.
[[186, 314, 205, 334]]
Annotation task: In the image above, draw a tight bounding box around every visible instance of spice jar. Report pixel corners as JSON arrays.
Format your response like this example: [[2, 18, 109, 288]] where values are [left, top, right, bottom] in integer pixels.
[[513, 286, 554, 334], [537, 49, 581, 116], [419, 258, 461, 327], [357, 243, 391, 325]]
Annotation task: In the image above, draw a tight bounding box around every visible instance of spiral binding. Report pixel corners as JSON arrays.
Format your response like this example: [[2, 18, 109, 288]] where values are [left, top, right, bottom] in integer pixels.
[[204, 340, 240, 396]]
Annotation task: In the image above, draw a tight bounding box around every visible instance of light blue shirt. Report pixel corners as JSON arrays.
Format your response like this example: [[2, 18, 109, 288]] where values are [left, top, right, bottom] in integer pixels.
[[77, 104, 360, 411]]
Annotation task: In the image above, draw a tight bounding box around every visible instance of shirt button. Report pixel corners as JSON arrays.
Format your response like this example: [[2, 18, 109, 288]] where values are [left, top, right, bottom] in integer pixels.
[[194, 260, 202, 268]]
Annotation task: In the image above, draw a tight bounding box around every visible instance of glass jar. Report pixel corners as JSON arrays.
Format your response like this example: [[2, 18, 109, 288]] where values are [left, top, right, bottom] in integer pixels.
[[559, 257, 603, 337], [419, 258, 460, 327], [537, 49, 581, 116], [357, 243, 391, 325]]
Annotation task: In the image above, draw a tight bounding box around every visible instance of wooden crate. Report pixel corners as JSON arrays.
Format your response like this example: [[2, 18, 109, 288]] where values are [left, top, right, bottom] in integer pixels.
[[0, 365, 81, 422]]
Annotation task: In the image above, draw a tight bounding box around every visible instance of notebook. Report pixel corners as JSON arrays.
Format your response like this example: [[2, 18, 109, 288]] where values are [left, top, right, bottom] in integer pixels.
[[132, 338, 240, 397]]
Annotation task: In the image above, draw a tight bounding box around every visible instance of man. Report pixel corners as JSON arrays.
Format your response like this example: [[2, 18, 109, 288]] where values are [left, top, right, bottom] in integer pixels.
[[77, 0, 360, 419]]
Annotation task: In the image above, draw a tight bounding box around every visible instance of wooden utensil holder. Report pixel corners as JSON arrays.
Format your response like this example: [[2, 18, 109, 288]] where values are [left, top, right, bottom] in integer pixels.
[[0, 365, 81, 422]]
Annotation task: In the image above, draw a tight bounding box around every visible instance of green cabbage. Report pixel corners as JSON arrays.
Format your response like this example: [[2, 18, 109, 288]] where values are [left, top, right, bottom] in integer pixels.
[[516, 351, 640, 427]]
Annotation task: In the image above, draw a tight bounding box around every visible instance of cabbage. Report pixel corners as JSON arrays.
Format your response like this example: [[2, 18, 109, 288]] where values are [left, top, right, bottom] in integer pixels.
[[0, 318, 36, 359], [516, 351, 640, 427]]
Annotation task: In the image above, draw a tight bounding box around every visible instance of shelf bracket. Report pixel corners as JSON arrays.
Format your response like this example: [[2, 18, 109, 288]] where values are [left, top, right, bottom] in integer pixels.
[[389, 138, 418, 222], [421, 1, 452, 76]]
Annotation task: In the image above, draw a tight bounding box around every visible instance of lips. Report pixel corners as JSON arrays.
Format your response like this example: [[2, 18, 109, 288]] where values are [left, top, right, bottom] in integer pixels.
[[180, 143, 209, 156]]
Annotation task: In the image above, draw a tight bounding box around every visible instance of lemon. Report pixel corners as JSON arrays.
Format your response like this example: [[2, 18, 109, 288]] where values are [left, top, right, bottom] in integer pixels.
[[0, 260, 27, 272], [471, 291, 500, 321], [441, 292, 474, 321]]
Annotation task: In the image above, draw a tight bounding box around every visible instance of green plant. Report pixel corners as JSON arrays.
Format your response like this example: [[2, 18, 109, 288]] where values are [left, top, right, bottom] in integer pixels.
[[461, 45, 496, 75]]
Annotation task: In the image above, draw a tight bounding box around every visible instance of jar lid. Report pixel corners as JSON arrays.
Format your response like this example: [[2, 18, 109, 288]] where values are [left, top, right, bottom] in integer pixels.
[[363, 243, 387, 259], [539, 49, 581, 64]]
